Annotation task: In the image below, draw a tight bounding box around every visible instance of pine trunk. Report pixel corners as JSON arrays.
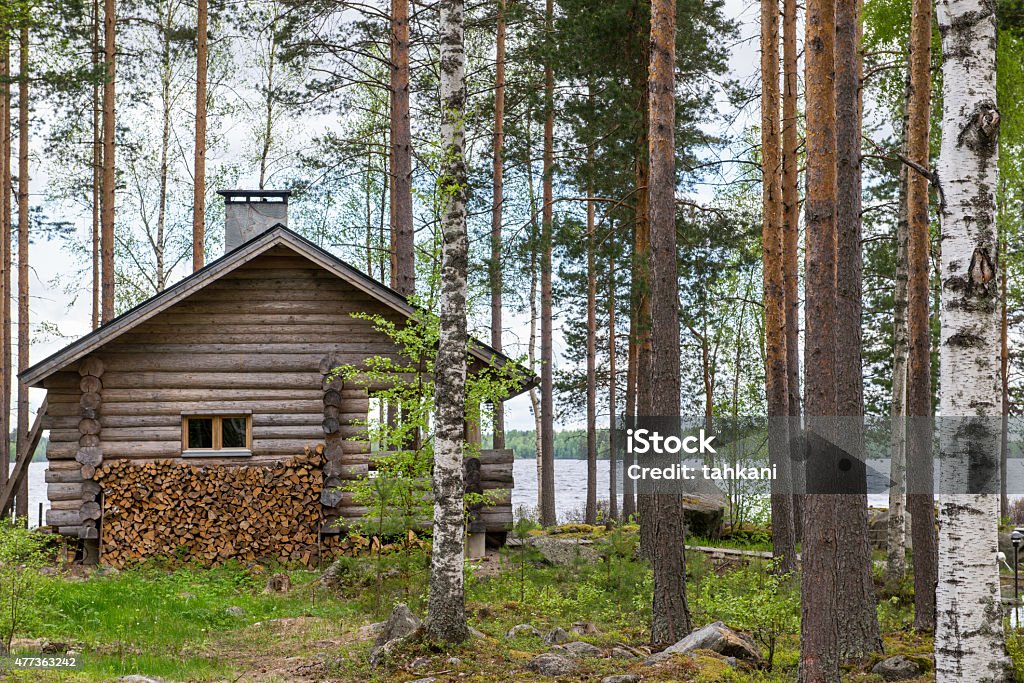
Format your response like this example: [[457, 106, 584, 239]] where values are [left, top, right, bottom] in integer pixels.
[[834, 0, 882, 662], [608, 258, 618, 520], [585, 150, 597, 525], [539, 0, 556, 528], [799, 0, 840, 672], [425, 0, 469, 644], [647, 0, 691, 647], [760, 0, 796, 575], [101, 0, 116, 323], [933, 0, 1010, 674], [389, 0, 414, 297], [490, 0, 506, 449], [91, 0, 101, 329], [905, 0, 937, 631], [15, 20, 29, 519], [193, 0, 208, 271], [781, 0, 802, 538], [622, 304, 637, 519]]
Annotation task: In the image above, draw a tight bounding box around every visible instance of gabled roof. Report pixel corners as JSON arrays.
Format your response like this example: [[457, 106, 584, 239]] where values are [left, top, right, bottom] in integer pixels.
[[22, 225, 535, 393]]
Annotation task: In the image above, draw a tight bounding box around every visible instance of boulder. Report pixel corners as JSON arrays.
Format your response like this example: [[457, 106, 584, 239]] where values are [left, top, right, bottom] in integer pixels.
[[572, 621, 600, 636], [370, 604, 422, 666], [601, 676, 641, 683], [610, 646, 639, 659], [544, 627, 573, 645], [560, 641, 603, 658], [871, 655, 924, 681], [528, 537, 600, 566], [645, 622, 762, 666], [527, 652, 576, 677], [374, 604, 421, 648], [506, 624, 542, 639]]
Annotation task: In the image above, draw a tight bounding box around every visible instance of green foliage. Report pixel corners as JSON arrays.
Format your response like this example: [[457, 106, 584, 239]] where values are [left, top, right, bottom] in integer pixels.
[[0, 523, 53, 651], [691, 562, 800, 669]]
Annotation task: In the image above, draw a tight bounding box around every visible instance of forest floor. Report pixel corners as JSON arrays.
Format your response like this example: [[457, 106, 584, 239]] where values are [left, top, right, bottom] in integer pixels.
[[0, 523, 1011, 682]]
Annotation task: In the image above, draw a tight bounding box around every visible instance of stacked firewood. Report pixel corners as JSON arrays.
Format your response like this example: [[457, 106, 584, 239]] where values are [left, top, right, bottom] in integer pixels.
[[96, 446, 325, 567]]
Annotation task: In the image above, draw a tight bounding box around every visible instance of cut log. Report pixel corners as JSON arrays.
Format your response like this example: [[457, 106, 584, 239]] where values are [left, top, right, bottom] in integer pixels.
[[81, 501, 102, 521], [78, 356, 105, 377], [75, 448, 104, 466], [80, 393, 102, 411], [80, 375, 102, 394]]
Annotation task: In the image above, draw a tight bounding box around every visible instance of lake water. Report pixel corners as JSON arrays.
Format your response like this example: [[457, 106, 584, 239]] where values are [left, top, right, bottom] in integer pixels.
[[24, 458, 1022, 529]]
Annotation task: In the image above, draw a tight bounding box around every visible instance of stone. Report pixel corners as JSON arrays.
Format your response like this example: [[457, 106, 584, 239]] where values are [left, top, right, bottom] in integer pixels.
[[225, 606, 246, 617], [645, 622, 762, 666], [374, 604, 421, 648], [264, 572, 292, 594], [409, 656, 431, 670], [116, 677, 167, 683], [544, 627, 573, 645], [370, 604, 422, 666], [506, 624, 542, 639], [468, 626, 486, 640], [528, 537, 600, 566], [571, 621, 600, 636], [445, 656, 462, 667], [871, 655, 924, 681], [601, 676, 641, 683], [409, 679, 436, 683], [527, 652, 576, 677], [610, 646, 639, 659], [561, 641, 603, 658]]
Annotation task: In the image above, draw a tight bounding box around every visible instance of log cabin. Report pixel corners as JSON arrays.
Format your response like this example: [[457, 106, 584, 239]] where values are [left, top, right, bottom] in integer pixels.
[[18, 190, 533, 565]]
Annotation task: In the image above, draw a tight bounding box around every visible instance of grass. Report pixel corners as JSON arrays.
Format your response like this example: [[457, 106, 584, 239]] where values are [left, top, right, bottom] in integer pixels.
[[0, 523, 981, 683]]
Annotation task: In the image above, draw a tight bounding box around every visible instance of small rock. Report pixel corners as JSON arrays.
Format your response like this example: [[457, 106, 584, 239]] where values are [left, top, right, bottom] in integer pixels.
[[610, 646, 639, 659], [409, 655, 431, 670], [572, 621, 600, 636], [41, 640, 73, 654], [528, 652, 576, 676], [468, 626, 486, 639], [871, 655, 924, 681], [409, 679, 437, 683], [506, 624, 542, 639], [446, 656, 462, 667], [544, 627, 572, 645], [225, 606, 246, 617], [601, 676, 641, 683], [264, 572, 292, 594], [116, 677, 167, 683], [645, 621, 761, 666], [561, 641, 603, 658]]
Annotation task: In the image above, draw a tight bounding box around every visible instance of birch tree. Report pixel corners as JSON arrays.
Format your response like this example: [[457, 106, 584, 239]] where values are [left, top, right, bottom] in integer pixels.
[[424, 0, 469, 645], [100, 0, 115, 323], [193, 0, 208, 271], [933, 0, 1012, 675]]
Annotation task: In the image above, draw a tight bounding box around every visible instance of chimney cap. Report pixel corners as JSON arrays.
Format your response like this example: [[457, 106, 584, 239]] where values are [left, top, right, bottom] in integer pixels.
[[216, 189, 291, 204]]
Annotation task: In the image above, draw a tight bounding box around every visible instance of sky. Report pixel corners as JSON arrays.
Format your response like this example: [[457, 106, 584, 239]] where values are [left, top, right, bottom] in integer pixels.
[[8, 0, 763, 436]]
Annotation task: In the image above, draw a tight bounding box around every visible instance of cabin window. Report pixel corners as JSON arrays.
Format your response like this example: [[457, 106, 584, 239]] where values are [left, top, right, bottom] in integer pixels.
[[182, 415, 252, 455]]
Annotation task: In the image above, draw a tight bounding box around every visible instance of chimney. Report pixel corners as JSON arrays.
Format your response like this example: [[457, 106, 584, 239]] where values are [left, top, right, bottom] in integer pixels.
[[217, 189, 291, 253]]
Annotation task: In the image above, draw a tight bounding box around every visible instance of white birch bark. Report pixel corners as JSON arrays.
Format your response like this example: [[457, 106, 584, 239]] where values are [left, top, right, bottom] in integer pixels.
[[424, 0, 469, 644], [934, 0, 1010, 677], [887, 174, 909, 579]]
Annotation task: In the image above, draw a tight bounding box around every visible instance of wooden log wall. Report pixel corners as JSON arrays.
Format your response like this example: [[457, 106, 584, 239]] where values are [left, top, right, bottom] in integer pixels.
[[97, 447, 324, 567]]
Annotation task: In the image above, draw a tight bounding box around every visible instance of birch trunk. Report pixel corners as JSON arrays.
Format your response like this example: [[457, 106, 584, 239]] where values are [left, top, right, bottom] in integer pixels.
[[490, 0, 506, 449], [760, 0, 797, 575], [92, 0, 101, 328], [622, 306, 637, 519], [539, 0, 556, 527], [101, 0, 116, 323], [192, 0, 208, 272], [15, 19, 29, 519], [424, 0, 469, 644], [887, 109, 910, 580], [647, 0, 691, 646], [0, 32, 9, 493], [934, 0, 1011, 675]]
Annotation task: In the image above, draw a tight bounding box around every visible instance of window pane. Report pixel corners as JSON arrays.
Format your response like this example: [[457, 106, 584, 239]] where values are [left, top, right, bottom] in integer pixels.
[[188, 418, 213, 449], [222, 417, 247, 448]]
